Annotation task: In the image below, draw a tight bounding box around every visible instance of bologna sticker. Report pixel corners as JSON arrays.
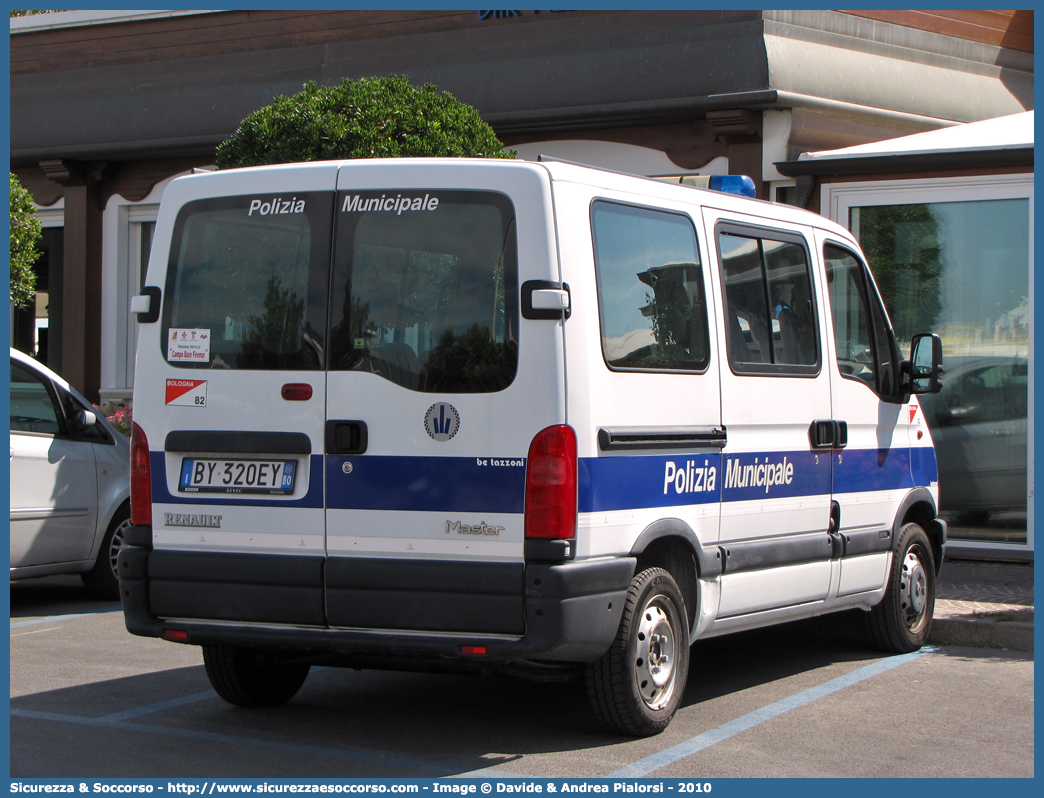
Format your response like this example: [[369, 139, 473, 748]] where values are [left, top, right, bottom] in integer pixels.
[[168, 328, 210, 363], [166, 379, 207, 407], [424, 402, 460, 442]]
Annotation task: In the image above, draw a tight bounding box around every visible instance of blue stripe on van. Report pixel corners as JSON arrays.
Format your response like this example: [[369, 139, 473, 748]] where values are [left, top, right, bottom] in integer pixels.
[[831, 447, 914, 495], [326, 455, 527, 514], [910, 445, 939, 487], [578, 454, 724, 514], [154, 446, 933, 514]]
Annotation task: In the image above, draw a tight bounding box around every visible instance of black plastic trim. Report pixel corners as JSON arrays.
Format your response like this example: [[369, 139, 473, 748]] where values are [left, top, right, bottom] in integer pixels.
[[136, 286, 162, 324], [326, 557, 525, 634], [124, 524, 153, 548], [164, 430, 312, 454], [720, 531, 833, 573], [840, 527, 893, 557], [891, 487, 938, 538], [598, 426, 727, 452], [630, 518, 722, 577], [525, 538, 576, 562], [122, 554, 636, 663], [148, 550, 325, 626]]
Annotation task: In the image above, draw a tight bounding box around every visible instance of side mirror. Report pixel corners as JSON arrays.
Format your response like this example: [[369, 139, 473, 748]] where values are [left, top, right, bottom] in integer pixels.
[[75, 409, 98, 429], [909, 333, 943, 394]]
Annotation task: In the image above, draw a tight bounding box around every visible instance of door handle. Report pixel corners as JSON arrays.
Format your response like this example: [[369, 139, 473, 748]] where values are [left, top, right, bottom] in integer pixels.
[[325, 420, 368, 455], [809, 420, 847, 449]]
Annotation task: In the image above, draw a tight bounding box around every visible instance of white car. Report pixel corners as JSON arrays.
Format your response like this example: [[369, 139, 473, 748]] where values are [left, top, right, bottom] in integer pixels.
[[9, 347, 131, 599]]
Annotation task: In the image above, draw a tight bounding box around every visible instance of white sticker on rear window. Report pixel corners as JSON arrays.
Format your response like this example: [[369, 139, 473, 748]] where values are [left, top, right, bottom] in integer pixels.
[[168, 328, 211, 364]]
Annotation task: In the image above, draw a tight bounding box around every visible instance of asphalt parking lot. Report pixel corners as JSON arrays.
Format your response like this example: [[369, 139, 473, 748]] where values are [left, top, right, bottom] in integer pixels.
[[11, 576, 1034, 779]]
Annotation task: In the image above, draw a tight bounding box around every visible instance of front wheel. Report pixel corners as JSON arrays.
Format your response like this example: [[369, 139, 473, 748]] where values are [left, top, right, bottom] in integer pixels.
[[203, 645, 311, 708], [585, 567, 690, 736], [866, 522, 936, 652]]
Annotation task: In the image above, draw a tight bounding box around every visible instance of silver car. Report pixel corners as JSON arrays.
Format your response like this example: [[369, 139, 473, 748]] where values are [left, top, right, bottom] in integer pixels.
[[919, 355, 1028, 522], [9, 348, 131, 599]]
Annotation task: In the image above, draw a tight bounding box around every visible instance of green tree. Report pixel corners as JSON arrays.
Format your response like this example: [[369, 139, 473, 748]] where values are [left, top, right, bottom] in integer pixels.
[[10, 172, 41, 308], [216, 75, 513, 169]]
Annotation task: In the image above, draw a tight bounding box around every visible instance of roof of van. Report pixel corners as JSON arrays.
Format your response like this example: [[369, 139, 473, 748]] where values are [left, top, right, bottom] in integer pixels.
[[530, 156, 856, 241], [183, 156, 859, 244]]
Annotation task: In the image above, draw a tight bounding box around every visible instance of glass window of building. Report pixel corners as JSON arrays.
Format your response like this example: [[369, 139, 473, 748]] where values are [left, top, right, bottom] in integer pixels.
[[846, 190, 1031, 547]]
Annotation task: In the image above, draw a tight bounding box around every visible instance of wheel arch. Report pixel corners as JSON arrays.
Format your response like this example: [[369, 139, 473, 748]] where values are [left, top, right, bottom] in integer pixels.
[[629, 518, 721, 633], [894, 488, 944, 574]]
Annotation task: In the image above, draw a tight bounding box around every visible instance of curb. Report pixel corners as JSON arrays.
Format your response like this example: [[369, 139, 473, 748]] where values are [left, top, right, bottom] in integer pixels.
[[928, 616, 1034, 653]]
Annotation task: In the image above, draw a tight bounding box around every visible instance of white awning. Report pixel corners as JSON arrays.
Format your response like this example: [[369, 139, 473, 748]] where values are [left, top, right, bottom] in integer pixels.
[[798, 111, 1033, 162]]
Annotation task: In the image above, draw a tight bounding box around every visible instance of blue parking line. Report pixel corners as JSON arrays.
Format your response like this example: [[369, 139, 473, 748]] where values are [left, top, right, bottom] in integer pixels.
[[10, 606, 123, 629], [10, 643, 933, 778], [607, 647, 937, 777], [99, 690, 218, 722]]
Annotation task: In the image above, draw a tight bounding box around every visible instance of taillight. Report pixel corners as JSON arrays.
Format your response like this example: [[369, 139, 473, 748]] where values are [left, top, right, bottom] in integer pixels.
[[524, 425, 577, 539], [130, 422, 152, 526]]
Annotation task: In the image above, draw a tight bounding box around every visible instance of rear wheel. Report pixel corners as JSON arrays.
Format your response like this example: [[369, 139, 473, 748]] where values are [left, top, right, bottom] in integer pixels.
[[586, 567, 689, 736], [202, 645, 311, 708], [81, 506, 130, 600], [866, 522, 936, 653]]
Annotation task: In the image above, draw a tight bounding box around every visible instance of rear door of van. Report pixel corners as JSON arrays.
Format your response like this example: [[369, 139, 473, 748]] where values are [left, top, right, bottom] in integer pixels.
[[323, 161, 563, 636], [145, 164, 337, 626]]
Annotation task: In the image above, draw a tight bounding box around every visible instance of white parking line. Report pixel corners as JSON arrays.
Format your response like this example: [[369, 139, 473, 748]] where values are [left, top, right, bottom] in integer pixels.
[[10, 626, 63, 637]]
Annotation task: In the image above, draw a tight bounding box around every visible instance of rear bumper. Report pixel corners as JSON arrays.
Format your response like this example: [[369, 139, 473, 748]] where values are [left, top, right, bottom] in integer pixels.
[[119, 534, 634, 663]]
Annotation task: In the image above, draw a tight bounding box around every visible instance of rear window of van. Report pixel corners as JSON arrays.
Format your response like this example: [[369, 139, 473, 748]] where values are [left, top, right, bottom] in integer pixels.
[[328, 190, 518, 393], [162, 192, 333, 370]]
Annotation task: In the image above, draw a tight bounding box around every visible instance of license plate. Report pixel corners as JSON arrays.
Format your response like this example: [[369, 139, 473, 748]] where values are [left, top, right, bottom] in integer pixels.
[[178, 458, 297, 495]]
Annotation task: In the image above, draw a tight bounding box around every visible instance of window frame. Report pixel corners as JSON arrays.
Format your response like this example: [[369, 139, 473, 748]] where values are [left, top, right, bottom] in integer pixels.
[[589, 197, 712, 376], [714, 220, 822, 378], [822, 240, 903, 401]]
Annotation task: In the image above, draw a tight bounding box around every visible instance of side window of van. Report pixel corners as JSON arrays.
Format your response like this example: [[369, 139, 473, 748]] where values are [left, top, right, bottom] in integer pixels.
[[718, 226, 819, 374], [329, 190, 518, 393], [591, 201, 710, 371], [162, 193, 333, 370], [823, 243, 898, 396]]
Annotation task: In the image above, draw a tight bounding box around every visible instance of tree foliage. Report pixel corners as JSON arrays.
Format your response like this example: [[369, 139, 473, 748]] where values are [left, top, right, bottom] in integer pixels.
[[215, 76, 512, 169], [10, 172, 41, 308]]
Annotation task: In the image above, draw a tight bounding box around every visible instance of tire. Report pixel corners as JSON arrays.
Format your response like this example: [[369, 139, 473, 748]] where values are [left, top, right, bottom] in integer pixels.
[[866, 522, 936, 653], [202, 645, 311, 708], [81, 506, 131, 600], [585, 567, 690, 736]]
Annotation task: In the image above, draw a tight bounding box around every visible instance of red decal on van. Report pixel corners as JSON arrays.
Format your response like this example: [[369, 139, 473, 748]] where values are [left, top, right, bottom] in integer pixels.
[[166, 379, 207, 406]]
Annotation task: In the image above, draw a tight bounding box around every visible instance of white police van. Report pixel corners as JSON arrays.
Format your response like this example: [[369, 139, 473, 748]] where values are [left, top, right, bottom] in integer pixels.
[[121, 158, 945, 736]]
